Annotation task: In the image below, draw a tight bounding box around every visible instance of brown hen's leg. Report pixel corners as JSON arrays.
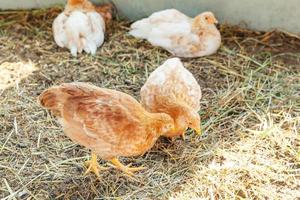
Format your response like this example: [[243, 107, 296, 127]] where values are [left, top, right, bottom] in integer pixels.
[[110, 158, 146, 176], [84, 152, 107, 178], [181, 132, 186, 140]]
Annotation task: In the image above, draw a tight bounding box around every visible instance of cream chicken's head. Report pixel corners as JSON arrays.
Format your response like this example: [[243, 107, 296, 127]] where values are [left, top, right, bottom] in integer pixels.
[[162, 103, 201, 138], [187, 109, 201, 134], [193, 11, 218, 28], [177, 105, 201, 134]]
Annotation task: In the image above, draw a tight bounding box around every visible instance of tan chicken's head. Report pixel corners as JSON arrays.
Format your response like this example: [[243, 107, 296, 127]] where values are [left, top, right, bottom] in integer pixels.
[[153, 113, 175, 135], [194, 11, 218, 26]]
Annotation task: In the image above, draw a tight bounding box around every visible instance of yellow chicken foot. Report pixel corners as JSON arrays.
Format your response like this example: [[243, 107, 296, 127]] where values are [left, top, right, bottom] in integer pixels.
[[84, 152, 107, 178], [110, 158, 146, 176]]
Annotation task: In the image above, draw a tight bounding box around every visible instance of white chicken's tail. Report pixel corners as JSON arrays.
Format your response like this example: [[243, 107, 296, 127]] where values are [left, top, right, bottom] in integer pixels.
[[129, 19, 152, 39], [65, 11, 91, 56], [66, 28, 84, 57]]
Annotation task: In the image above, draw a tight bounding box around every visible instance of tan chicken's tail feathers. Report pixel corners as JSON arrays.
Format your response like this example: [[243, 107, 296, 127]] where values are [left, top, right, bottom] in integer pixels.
[[60, 82, 96, 96], [38, 83, 84, 116], [38, 86, 64, 117], [38, 83, 95, 115]]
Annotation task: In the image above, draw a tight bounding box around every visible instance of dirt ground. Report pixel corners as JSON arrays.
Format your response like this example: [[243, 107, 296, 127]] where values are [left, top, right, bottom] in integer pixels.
[[0, 8, 299, 200]]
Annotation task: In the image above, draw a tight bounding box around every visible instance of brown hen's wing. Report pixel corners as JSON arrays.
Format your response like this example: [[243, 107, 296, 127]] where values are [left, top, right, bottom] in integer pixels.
[[57, 83, 152, 158]]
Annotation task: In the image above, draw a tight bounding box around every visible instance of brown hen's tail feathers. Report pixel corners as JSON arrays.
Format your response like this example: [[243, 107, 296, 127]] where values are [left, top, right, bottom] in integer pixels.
[[38, 86, 64, 117], [38, 82, 93, 117]]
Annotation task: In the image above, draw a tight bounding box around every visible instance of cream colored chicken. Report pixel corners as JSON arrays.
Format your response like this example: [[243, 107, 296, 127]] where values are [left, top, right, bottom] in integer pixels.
[[53, 0, 112, 56], [38, 82, 174, 177], [141, 58, 202, 138], [130, 9, 221, 58]]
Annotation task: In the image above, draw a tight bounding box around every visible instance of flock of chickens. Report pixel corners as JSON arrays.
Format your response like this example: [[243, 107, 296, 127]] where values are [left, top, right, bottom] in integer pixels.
[[39, 0, 221, 178]]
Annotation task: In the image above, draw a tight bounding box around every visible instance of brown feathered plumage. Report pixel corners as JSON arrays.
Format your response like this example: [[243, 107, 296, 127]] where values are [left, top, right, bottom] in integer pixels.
[[39, 82, 174, 177]]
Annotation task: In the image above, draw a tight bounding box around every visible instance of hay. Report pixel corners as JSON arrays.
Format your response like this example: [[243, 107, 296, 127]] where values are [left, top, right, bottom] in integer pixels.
[[0, 61, 37, 90], [0, 8, 300, 199]]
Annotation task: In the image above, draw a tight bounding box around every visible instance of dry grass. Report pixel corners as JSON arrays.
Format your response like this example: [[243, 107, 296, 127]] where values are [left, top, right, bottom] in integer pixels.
[[0, 61, 37, 90], [0, 8, 300, 200]]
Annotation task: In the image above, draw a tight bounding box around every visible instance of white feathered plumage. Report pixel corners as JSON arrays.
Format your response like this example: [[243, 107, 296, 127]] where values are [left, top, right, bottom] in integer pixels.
[[53, 0, 106, 57], [140, 57, 202, 138], [130, 9, 221, 58]]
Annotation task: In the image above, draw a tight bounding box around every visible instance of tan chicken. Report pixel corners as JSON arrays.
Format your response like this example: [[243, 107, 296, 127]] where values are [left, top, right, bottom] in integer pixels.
[[53, 0, 113, 56], [140, 58, 202, 138], [129, 9, 221, 58], [38, 82, 174, 177]]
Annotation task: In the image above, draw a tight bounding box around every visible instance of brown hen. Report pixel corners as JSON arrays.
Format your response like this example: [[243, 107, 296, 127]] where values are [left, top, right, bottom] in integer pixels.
[[38, 82, 174, 177]]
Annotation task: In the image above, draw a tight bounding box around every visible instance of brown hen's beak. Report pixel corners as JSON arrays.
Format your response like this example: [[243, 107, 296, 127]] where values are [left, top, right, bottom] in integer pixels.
[[171, 127, 176, 133], [194, 127, 201, 135]]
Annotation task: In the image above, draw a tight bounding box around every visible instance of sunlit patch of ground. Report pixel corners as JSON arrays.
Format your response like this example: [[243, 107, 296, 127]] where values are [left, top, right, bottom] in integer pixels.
[[0, 61, 37, 90], [170, 112, 300, 199]]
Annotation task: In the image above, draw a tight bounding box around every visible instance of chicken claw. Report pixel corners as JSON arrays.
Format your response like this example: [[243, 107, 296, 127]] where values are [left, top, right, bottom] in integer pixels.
[[110, 158, 146, 176], [84, 152, 107, 178]]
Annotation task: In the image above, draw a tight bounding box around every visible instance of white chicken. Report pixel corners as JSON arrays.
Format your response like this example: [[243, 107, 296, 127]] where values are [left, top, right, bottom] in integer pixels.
[[53, 0, 107, 56], [140, 57, 202, 138], [129, 9, 221, 58]]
